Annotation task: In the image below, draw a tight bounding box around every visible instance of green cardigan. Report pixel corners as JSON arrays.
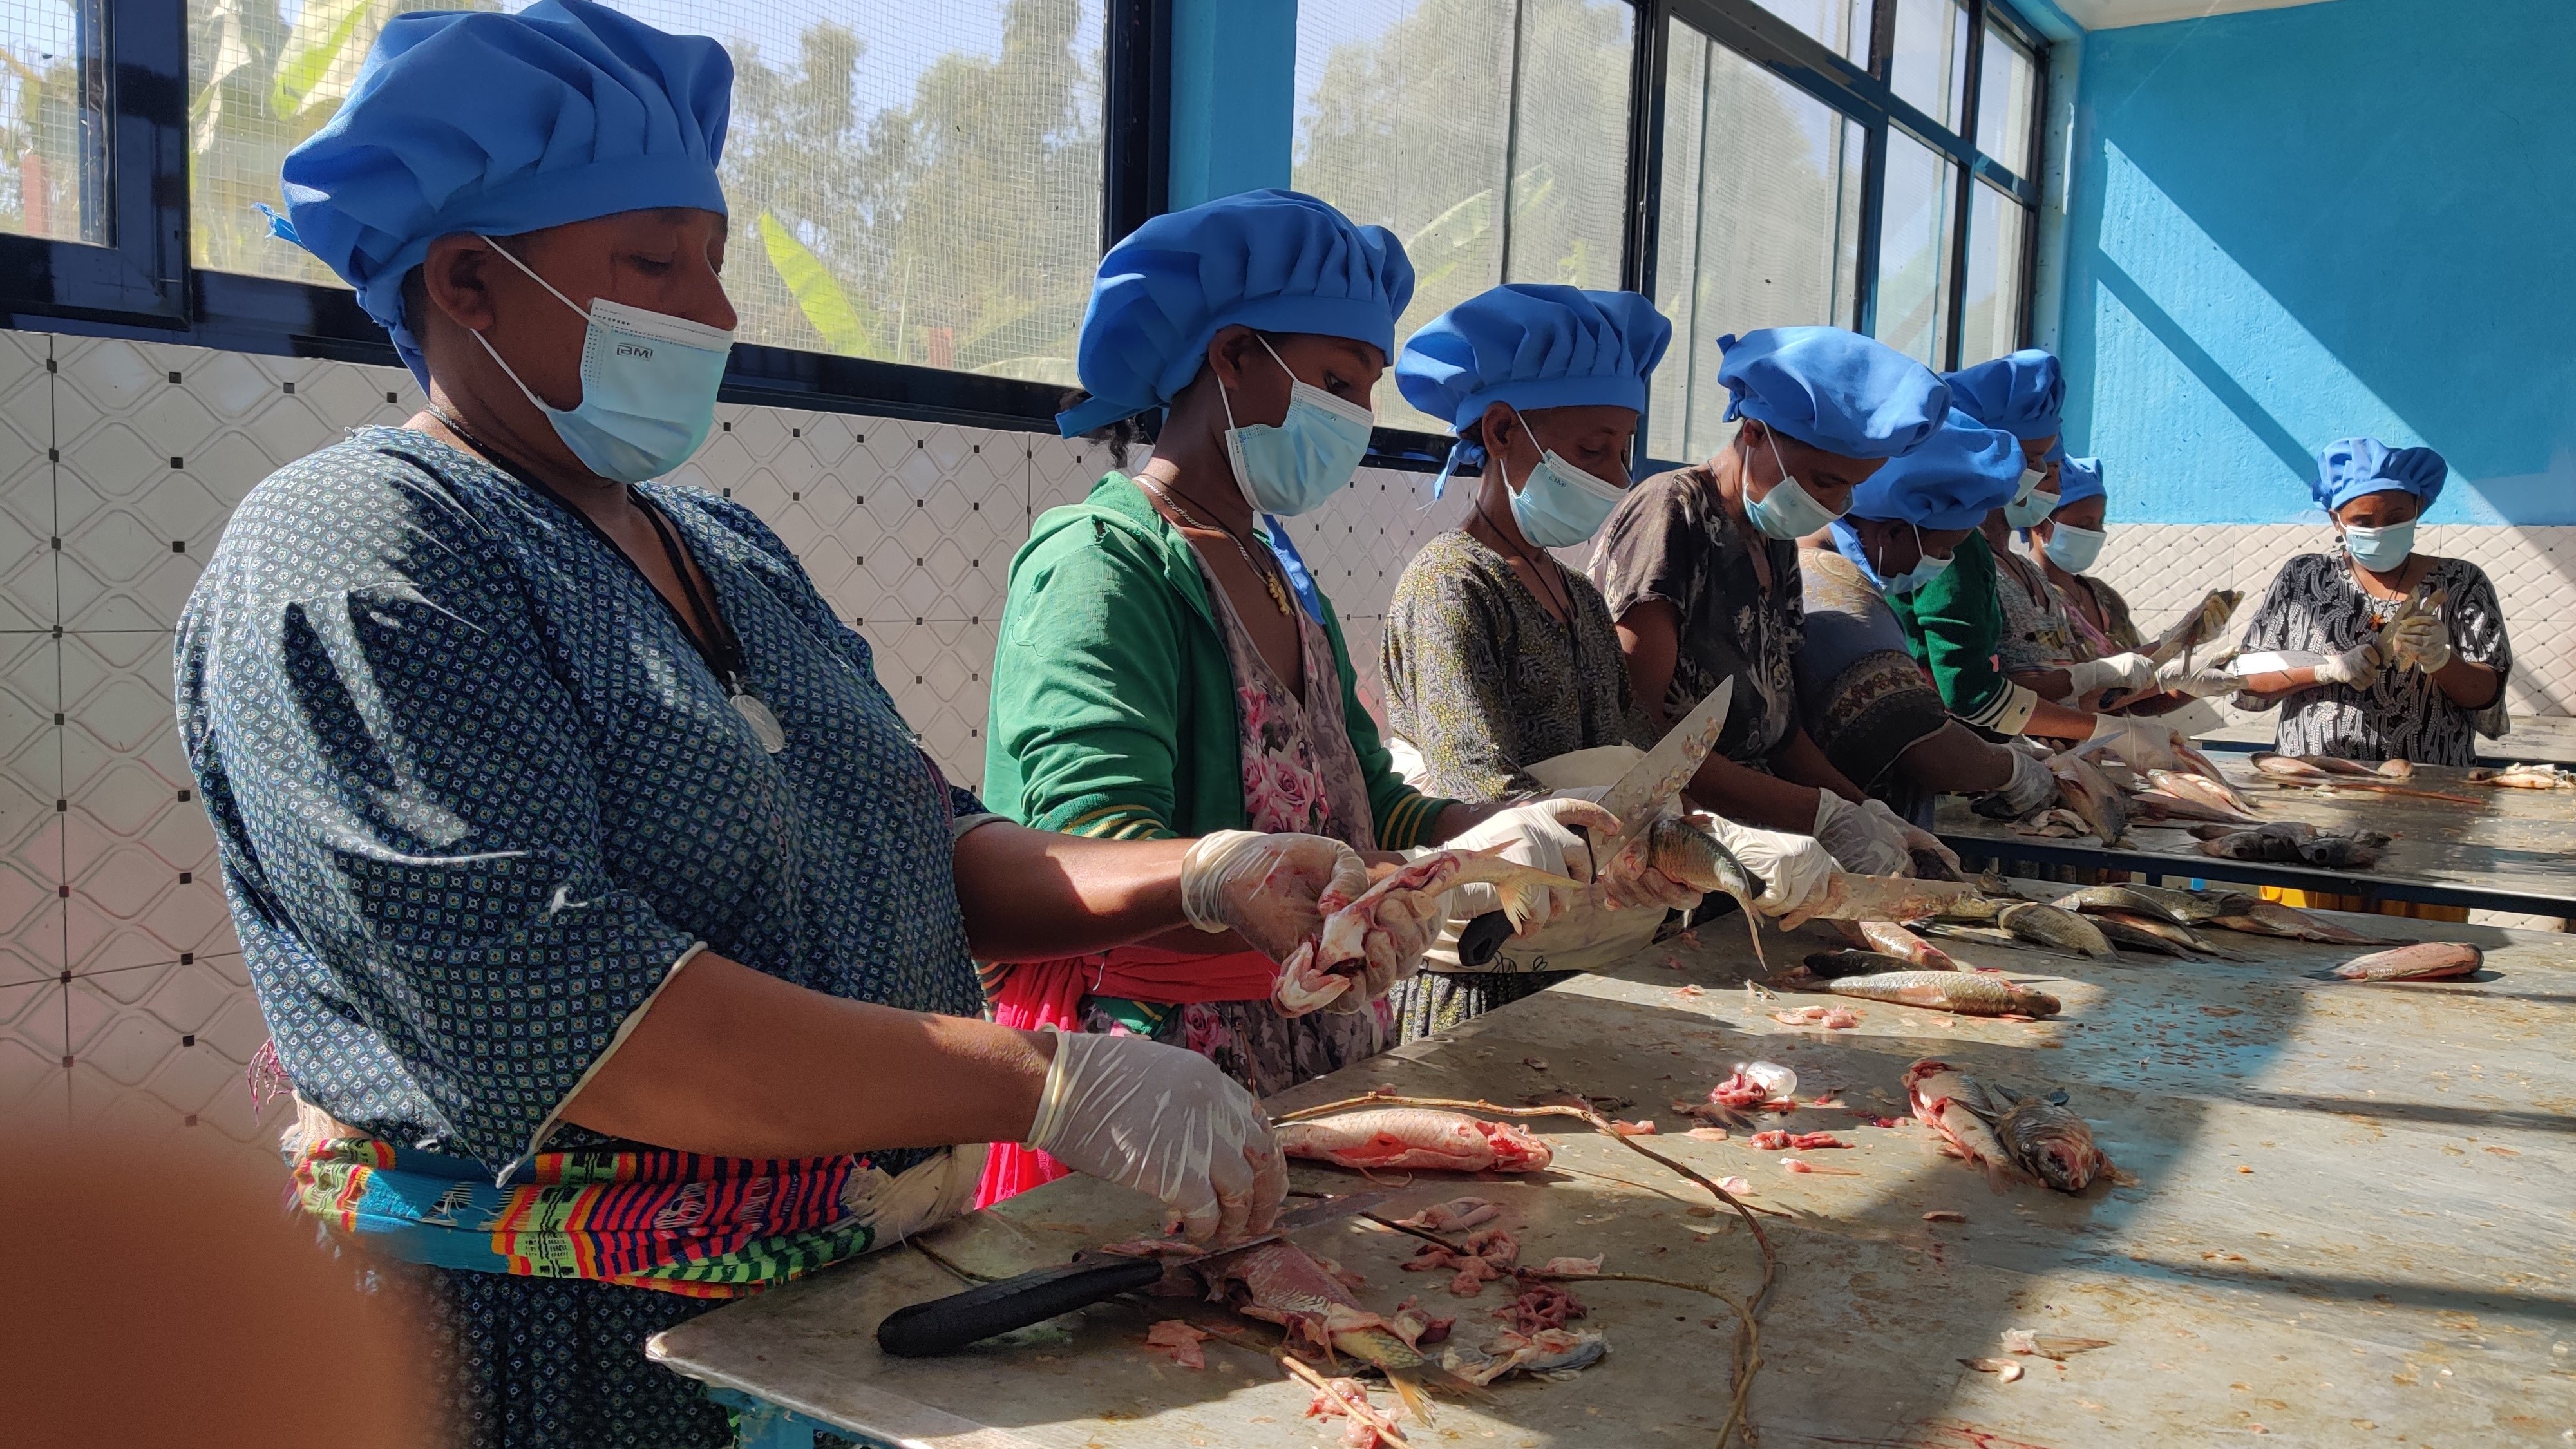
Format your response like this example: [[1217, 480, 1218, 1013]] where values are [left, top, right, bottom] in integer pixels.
[[1884, 531, 2029, 734], [983, 473, 1454, 848]]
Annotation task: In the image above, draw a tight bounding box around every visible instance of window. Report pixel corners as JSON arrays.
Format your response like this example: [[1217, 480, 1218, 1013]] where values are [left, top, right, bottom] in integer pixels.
[[1650, 24, 1863, 461], [1639, 0, 2047, 462], [0, 0, 106, 244], [1293, 0, 1636, 433], [184, 0, 1108, 386]]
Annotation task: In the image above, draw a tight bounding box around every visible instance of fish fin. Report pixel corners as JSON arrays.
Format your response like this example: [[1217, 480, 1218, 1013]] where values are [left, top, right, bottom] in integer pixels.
[[1742, 908, 1766, 969], [1983, 1157, 2014, 1195]]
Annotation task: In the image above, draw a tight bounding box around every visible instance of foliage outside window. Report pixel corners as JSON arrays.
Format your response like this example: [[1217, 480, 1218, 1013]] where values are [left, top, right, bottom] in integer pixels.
[[0, 0, 106, 244], [184, 0, 1106, 386], [1293, 0, 1636, 433]]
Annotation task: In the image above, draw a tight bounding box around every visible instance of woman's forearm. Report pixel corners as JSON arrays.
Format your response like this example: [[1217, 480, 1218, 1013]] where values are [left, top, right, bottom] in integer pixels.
[[2432, 657, 2501, 710], [1683, 753, 1820, 833], [2009, 667, 2076, 703], [1613, 601, 1682, 731], [950, 822, 1195, 962], [2025, 699, 2099, 742], [1895, 723, 2013, 794], [1769, 728, 1864, 802], [561, 953, 1052, 1157]]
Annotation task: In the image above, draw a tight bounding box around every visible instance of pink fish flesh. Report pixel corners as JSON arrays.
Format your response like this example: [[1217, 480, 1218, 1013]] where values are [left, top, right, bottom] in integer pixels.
[[1278, 1110, 1553, 1172]]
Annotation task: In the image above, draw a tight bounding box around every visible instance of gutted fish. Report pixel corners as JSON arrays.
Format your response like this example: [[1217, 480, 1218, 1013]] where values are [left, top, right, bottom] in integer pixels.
[[1857, 919, 1958, 969], [1902, 1059, 2016, 1193], [1278, 1110, 1553, 1173], [2047, 752, 2129, 844], [1279, 848, 1586, 1014], [2331, 941, 2483, 981], [1989, 1084, 2114, 1193], [2145, 768, 2260, 820], [1795, 969, 2060, 1018], [2204, 898, 2386, 945]]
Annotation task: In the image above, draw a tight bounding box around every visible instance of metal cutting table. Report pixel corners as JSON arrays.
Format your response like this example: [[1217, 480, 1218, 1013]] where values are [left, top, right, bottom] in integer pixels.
[[651, 898, 2576, 1447], [1936, 755, 2576, 918]]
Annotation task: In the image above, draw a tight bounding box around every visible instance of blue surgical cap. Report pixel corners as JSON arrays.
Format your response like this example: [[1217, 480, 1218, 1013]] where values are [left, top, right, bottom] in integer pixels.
[[272, 0, 732, 384], [1058, 190, 1414, 437], [2312, 437, 2448, 514], [1942, 349, 2064, 440], [1396, 285, 1671, 431], [1715, 327, 1949, 460], [1848, 409, 2024, 529], [2055, 455, 2105, 508]]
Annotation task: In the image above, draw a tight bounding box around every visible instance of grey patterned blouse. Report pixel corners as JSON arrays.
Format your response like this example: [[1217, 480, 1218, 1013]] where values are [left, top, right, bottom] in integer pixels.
[[2233, 551, 2513, 766], [176, 428, 986, 1178]]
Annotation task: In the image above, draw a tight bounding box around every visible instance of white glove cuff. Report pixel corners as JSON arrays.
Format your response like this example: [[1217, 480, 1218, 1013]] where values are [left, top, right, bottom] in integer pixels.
[[1021, 1026, 1075, 1151], [1177, 829, 1264, 932]]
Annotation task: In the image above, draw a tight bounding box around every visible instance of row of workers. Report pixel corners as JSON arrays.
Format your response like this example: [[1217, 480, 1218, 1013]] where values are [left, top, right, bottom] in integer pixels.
[[169, 5, 2512, 1446]]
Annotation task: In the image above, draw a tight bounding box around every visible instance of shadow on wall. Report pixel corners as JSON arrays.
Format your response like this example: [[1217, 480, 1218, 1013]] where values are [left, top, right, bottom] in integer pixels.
[[2057, 0, 2576, 530]]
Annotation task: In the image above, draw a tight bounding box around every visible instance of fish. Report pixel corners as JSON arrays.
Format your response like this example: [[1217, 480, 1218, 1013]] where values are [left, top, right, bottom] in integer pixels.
[[1902, 1059, 2017, 1193], [1932, 893, 2011, 924], [2128, 790, 2261, 826], [1988, 1084, 2114, 1193], [1808, 872, 1979, 923], [1920, 923, 2027, 952], [1280, 848, 1587, 1014], [2142, 883, 2254, 922], [1996, 902, 2115, 959], [2297, 833, 2389, 869], [1201, 1241, 1483, 1410], [1801, 949, 1915, 978], [1278, 1110, 1554, 1173], [2047, 751, 2129, 844], [2055, 884, 2198, 926], [2369, 584, 2449, 668], [2146, 768, 2260, 819], [1794, 969, 2060, 1018], [2144, 587, 2244, 668], [1439, 1326, 1609, 1385], [2330, 942, 2483, 981], [1634, 815, 1770, 964], [2092, 909, 2246, 960], [2468, 762, 2573, 790], [1748, 1130, 1849, 1150], [1858, 919, 1958, 969], [2012, 807, 2090, 838], [2206, 898, 2388, 945], [2248, 753, 2481, 804], [1911, 848, 1969, 882], [2081, 913, 2191, 958]]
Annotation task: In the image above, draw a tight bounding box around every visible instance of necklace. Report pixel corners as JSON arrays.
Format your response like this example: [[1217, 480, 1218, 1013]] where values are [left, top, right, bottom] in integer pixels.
[[1141, 475, 1292, 616], [1473, 493, 1577, 627]]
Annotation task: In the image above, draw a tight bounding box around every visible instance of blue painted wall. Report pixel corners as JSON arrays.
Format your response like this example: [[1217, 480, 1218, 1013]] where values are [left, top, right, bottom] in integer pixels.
[[2056, 0, 2576, 525], [1167, 0, 1298, 208]]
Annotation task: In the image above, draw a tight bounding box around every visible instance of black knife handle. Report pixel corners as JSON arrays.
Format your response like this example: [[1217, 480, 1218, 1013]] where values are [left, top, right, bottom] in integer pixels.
[[1456, 910, 1516, 968], [875, 1253, 1168, 1358]]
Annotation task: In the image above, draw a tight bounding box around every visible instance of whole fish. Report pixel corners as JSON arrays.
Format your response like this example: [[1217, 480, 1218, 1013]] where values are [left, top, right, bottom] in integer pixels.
[[1922, 923, 2024, 952], [2129, 790, 2261, 827], [1933, 894, 2011, 925], [2047, 752, 2129, 844], [2144, 587, 2244, 668], [2126, 882, 2249, 924], [1801, 969, 2060, 1018], [1639, 815, 1770, 965], [2092, 909, 2245, 960], [1806, 872, 1978, 923], [2081, 913, 2190, 958], [1858, 919, 1958, 969], [2204, 898, 2387, 945], [2330, 942, 2483, 981], [1279, 1110, 1554, 1173], [1988, 1084, 2115, 1193], [2146, 768, 2259, 820], [1902, 1059, 2016, 1193], [1995, 902, 2115, 960], [2056, 884, 2196, 926]]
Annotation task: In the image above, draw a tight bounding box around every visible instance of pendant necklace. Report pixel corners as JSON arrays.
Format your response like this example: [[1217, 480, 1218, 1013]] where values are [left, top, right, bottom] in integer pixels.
[[1141, 475, 1292, 616]]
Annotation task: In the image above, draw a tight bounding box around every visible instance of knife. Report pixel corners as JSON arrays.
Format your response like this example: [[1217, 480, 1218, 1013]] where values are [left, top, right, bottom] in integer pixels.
[[1457, 680, 1733, 967], [875, 1188, 1396, 1358]]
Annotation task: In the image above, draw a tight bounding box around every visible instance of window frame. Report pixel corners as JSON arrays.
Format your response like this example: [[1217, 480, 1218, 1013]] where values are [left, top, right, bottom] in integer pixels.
[[1632, 0, 2049, 469]]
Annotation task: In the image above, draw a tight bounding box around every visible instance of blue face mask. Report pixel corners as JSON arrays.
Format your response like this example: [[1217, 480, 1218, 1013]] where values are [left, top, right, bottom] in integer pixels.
[[475, 240, 732, 484], [1502, 413, 1625, 549], [1880, 523, 1953, 596], [2043, 522, 2106, 573], [2003, 468, 2060, 530], [1220, 336, 1375, 517], [1743, 430, 1844, 540], [2340, 519, 2416, 572]]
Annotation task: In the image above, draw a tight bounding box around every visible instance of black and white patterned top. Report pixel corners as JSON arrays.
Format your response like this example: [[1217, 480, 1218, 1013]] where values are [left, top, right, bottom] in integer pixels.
[[176, 428, 986, 1178], [2233, 551, 2512, 766]]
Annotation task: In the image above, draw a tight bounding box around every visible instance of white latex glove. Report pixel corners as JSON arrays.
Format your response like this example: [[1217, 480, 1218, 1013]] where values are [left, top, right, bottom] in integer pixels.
[[1024, 1028, 1286, 1245], [2386, 612, 2453, 674], [1545, 786, 1703, 911], [1812, 790, 1910, 876], [2082, 714, 2184, 773], [2064, 651, 2155, 696], [1701, 815, 1837, 929], [1861, 796, 1956, 876], [2311, 640, 2384, 686], [2152, 657, 2241, 698], [1180, 830, 1369, 963], [1991, 746, 2060, 815], [1440, 797, 1622, 936]]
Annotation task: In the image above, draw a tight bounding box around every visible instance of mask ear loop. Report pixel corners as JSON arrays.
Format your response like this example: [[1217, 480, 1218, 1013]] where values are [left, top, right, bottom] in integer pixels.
[[466, 236, 594, 418]]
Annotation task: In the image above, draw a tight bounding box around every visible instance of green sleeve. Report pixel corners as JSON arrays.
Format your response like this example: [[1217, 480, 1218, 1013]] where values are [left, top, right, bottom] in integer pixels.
[[1319, 603, 1455, 850], [1895, 532, 2009, 719], [985, 522, 1188, 840]]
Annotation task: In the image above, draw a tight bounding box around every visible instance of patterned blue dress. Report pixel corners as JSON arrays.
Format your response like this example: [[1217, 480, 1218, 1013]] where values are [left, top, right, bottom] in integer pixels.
[[176, 427, 986, 1448]]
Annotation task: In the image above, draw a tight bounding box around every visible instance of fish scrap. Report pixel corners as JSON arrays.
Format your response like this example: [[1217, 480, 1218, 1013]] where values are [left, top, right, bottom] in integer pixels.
[[1772, 1004, 1861, 1029], [1278, 1109, 1554, 1173], [2469, 762, 2571, 788], [1290, 1361, 1413, 1449], [1748, 1130, 1849, 1151], [1989, 1084, 2116, 1193], [1439, 1327, 1609, 1385], [1904, 1059, 2017, 1193], [1144, 1320, 1209, 1368], [1779, 1156, 1859, 1175], [1961, 1356, 2026, 1383], [1277, 848, 1586, 1015], [1402, 1227, 1519, 1297], [2330, 941, 2483, 981], [1204, 1242, 1479, 1412], [2002, 1328, 2113, 1360], [1492, 1281, 1587, 1335], [1396, 1197, 1498, 1233], [1781, 967, 2061, 1018]]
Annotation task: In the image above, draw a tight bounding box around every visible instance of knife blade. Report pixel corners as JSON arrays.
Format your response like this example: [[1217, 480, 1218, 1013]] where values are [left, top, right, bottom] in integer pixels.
[[1596, 677, 1732, 832], [875, 1188, 1396, 1358]]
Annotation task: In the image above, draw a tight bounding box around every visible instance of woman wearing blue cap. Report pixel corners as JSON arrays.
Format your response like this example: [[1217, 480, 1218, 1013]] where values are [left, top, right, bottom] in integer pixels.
[[2026, 457, 2147, 658], [182, 8, 1349, 1443], [1591, 327, 1961, 878], [1373, 285, 1833, 1034], [982, 194, 1615, 1173], [2231, 439, 2510, 769]]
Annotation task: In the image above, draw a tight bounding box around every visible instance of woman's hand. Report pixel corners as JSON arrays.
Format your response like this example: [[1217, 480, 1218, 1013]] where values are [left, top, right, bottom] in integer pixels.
[[1441, 797, 1629, 931], [1022, 1029, 1285, 1244], [1178, 830, 1368, 963]]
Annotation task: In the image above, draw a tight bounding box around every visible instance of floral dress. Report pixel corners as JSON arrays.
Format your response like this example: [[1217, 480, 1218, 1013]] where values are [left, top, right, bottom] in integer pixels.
[[1076, 552, 1390, 1097], [1993, 540, 2083, 677]]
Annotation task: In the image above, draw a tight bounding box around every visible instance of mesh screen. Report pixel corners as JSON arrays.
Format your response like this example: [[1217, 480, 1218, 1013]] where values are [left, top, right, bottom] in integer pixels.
[[0, 0, 102, 243], [1959, 177, 2027, 366], [1873, 127, 1955, 368]]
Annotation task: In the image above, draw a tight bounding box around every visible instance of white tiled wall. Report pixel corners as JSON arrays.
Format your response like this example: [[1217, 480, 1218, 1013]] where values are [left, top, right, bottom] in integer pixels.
[[10, 327, 2570, 1179]]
